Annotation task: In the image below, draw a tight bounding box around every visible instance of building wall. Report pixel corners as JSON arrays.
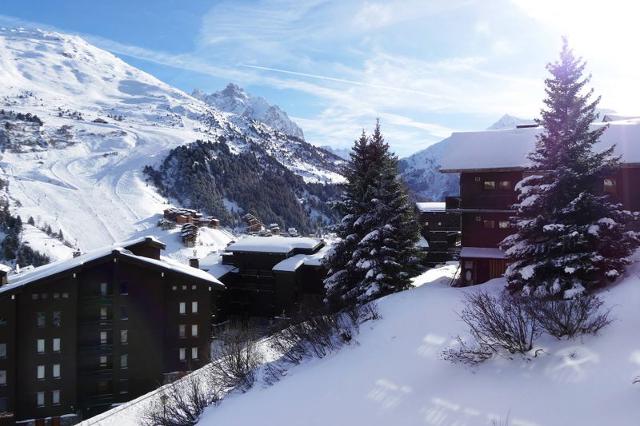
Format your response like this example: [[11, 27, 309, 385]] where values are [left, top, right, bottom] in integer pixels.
[[460, 171, 522, 210], [14, 276, 78, 421], [0, 296, 17, 423]]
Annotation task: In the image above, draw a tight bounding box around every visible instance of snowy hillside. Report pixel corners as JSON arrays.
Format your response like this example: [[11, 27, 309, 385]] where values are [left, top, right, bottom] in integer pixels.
[[0, 27, 343, 258], [85, 261, 640, 426], [399, 114, 532, 201]]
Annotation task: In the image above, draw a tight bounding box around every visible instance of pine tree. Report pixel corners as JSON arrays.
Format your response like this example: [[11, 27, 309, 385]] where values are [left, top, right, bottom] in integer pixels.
[[324, 131, 371, 308], [501, 39, 639, 298], [324, 122, 422, 308], [351, 122, 421, 300]]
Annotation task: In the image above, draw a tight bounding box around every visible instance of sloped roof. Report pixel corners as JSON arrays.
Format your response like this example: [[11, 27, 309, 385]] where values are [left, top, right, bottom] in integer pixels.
[[440, 119, 640, 172], [226, 236, 323, 254], [0, 237, 222, 295]]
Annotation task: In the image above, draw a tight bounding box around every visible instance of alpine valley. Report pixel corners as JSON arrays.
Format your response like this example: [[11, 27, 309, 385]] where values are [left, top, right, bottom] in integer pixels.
[[0, 27, 346, 263]]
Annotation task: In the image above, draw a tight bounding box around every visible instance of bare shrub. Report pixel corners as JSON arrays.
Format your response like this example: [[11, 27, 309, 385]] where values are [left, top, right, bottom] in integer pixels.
[[444, 291, 538, 364], [461, 291, 538, 354], [526, 295, 613, 339], [269, 302, 379, 367], [142, 373, 213, 426], [208, 328, 263, 393]]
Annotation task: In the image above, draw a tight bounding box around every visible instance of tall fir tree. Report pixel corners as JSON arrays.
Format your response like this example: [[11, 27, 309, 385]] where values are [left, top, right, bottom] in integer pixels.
[[351, 122, 422, 300], [324, 130, 372, 308], [501, 39, 639, 298], [324, 121, 421, 308]]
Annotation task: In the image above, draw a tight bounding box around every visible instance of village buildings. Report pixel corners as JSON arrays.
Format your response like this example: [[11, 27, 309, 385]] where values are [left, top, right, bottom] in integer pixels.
[[203, 236, 328, 321], [440, 117, 640, 285], [0, 237, 224, 425]]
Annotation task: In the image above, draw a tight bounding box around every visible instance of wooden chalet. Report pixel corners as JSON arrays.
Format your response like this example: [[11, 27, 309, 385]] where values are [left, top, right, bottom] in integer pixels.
[[0, 237, 224, 424], [440, 118, 640, 285], [204, 236, 328, 320]]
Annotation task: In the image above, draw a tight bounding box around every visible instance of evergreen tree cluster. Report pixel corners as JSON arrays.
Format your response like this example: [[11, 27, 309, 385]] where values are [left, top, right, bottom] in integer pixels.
[[0, 203, 49, 268], [501, 39, 639, 298], [144, 138, 342, 234], [324, 121, 422, 309]]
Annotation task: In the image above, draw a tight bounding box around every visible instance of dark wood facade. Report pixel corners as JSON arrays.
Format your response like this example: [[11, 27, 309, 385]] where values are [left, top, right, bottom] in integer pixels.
[[216, 238, 327, 320], [416, 199, 461, 265], [449, 167, 640, 285], [0, 238, 222, 424]]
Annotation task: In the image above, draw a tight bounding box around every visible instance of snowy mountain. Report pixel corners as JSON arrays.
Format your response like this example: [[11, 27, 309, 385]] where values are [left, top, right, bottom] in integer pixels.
[[0, 27, 343, 259], [399, 114, 532, 201], [193, 84, 304, 139], [320, 145, 351, 160]]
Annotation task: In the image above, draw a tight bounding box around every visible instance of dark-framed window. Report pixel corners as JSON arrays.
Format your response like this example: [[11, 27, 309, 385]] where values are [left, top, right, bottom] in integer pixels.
[[483, 180, 496, 190]]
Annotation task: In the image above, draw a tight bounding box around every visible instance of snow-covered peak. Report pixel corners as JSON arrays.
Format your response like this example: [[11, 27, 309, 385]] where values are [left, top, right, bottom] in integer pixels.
[[193, 83, 305, 139], [487, 114, 535, 130]]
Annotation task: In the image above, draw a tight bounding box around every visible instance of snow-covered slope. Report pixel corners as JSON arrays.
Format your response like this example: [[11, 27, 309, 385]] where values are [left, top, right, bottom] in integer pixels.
[[0, 27, 342, 257], [85, 261, 640, 426], [193, 84, 304, 139], [400, 114, 533, 201]]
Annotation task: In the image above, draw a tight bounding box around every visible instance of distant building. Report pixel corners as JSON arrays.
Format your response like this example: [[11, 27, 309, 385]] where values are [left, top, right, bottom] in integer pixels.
[[0, 237, 224, 424], [440, 119, 640, 285], [207, 236, 328, 320], [415, 200, 461, 265]]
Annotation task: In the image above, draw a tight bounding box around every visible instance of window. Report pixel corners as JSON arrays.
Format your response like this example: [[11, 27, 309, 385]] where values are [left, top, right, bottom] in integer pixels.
[[0, 370, 6, 386], [62, 292, 69, 299], [0, 397, 7, 411], [179, 302, 186, 315], [120, 330, 128, 345], [119, 281, 129, 295], [191, 347, 198, 360], [32, 293, 39, 300], [100, 282, 108, 296], [498, 180, 512, 190], [179, 324, 186, 338], [52, 390, 60, 405], [0, 343, 5, 359], [53, 293, 60, 299], [498, 221, 510, 229], [191, 324, 198, 338], [52, 364, 60, 379], [0, 316, 6, 326], [36, 312, 45, 328], [120, 306, 128, 321], [52, 338, 61, 353], [52, 311, 61, 327], [120, 354, 128, 369], [191, 301, 198, 314], [191, 285, 197, 290], [172, 285, 177, 291], [181, 285, 187, 290], [100, 306, 108, 320], [483, 180, 496, 190], [604, 177, 616, 194], [97, 380, 109, 394], [99, 355, 108, 368], [37, 339, 45, 353], [37, 391, 45, 407], [100, 331, 108, 345], [37, 365, 45, 380], [179, 348, 186, 361], [483, 220, 495, 229]]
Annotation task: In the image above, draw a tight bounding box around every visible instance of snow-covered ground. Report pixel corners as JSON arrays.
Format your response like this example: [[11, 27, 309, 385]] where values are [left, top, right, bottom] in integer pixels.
[[85, 261, 640, 426]]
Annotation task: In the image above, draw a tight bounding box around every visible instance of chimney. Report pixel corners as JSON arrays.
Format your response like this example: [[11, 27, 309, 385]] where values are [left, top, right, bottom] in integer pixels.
[[189, 258, 199, 269], [73, 249, 82, 258]]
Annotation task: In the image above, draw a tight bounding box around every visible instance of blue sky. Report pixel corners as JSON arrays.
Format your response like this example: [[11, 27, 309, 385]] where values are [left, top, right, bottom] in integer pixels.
[[1, 0, 639, 157]]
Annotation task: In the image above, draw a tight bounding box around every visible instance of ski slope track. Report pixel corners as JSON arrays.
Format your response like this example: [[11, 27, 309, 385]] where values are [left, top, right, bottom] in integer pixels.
[[0, 27, 343, 257]]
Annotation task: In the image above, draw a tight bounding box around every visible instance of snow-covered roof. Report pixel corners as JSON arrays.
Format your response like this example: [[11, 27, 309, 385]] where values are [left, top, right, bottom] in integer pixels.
[[1, 238, 222, 295], [459, 247, 506, 259], [273, 254, 307, 272], [119, 235, 166, 248], [204, 263, 238, 279], [226, 236, 323, 254], [440, 119, 640, 172], [416, 202, 446, 213], [0, 264, 11, 273]]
